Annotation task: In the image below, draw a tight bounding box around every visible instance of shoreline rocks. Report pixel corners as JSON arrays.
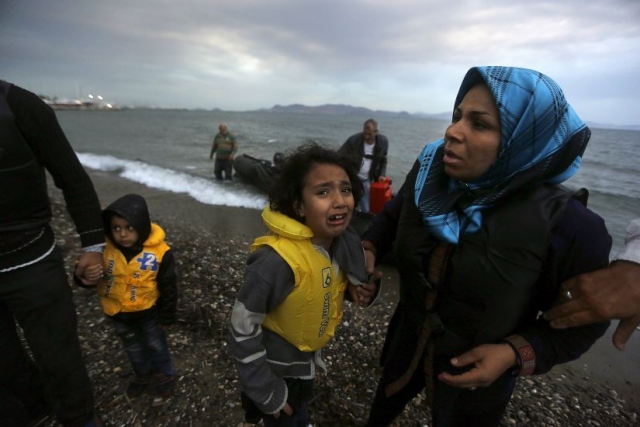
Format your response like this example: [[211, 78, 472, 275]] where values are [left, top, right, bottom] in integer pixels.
[[46, 192, 638, 426]]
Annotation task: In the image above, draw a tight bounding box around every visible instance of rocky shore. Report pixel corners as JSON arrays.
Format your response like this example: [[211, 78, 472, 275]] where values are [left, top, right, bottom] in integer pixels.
[[43, 178, 638, 427]]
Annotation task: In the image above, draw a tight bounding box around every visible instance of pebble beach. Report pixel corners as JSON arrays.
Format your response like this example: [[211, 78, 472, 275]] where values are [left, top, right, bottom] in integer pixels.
[[43, 169, 639, 426]]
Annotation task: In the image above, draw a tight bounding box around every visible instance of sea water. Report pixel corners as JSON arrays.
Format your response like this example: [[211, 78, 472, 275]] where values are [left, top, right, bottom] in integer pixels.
[[56, 109, 640, 254]]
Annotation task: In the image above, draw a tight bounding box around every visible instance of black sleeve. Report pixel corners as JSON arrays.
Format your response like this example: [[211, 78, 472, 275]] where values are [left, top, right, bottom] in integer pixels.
[[156, 249, 178, 325], [361, 160, 419, 261], [337, 136, 352, 156], [337, 135, 359, 168], [520, 199, 612, 374], [7, 85, 104, 247]]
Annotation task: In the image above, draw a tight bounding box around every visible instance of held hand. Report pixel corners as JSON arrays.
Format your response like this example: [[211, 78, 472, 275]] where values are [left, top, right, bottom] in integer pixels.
[[82, 264, 104, 282], [347, 283, 371, 307], [349, 273, 381, 307], [75, 252, 103, 286], [544, 261, 640, 350], [437, 343, 516, 390], [273, 402, 293, 419]]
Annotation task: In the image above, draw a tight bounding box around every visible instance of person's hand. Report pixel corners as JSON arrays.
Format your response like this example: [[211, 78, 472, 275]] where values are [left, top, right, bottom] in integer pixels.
[[437, 343, 516, 390], [544, 260, 640, 351], [348, 273, 381, 307], [377, 176, 387, 182], [273, 402, 293, 419], [75, 252, 103, 286], [81, 263, 103, 284]]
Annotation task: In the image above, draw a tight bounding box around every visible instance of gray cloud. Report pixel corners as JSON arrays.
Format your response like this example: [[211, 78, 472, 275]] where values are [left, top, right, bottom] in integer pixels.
[[1, 0, 639, 124]]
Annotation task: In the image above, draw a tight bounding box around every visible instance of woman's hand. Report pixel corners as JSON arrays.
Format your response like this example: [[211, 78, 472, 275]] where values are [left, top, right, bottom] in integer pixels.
[[348, 272, 381, 307], [437, 343, 517, 390]]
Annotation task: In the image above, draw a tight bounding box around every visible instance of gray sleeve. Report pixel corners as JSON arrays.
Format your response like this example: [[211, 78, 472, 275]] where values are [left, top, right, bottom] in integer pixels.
[[228, 246, 295, 414]]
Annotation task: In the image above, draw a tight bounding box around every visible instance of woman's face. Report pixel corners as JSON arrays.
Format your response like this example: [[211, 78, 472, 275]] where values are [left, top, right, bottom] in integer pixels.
[[443, 83, 501, 182]]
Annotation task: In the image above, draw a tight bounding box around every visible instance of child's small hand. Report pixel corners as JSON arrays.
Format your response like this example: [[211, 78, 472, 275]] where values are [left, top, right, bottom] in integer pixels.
[[349, 272, 381, 307], [84, 263, 104, 281], [273, 402, 293, 419], [76, 261, 103, 286]]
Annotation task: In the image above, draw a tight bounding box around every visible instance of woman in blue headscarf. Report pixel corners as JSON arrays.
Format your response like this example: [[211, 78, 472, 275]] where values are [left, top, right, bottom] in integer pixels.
[[361, 66, 612, 427]]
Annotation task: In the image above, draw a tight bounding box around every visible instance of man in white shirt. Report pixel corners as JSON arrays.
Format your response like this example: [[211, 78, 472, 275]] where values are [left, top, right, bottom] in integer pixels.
[[338, 119, 389, 213]]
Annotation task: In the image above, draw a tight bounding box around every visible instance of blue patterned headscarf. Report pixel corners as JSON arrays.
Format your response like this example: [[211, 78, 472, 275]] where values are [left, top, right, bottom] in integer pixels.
[[415, 66, 590, 244]]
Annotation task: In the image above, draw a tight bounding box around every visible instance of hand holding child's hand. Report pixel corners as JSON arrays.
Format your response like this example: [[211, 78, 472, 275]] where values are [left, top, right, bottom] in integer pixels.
[[76, 260, 103, 286], [75, 252, 103, 286], [348, 272, 381, 307]]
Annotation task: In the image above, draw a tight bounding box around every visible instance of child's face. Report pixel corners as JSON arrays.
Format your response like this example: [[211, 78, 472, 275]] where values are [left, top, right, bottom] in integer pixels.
[[298, 163, 355, 250], [110, 215, 139, 248]]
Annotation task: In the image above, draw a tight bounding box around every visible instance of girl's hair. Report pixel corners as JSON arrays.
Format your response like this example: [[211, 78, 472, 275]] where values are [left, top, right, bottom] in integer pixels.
[[268, 141, 363, 221]]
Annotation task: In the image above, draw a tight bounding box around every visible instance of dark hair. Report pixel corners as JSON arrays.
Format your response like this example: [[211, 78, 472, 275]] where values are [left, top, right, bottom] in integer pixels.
[[363, 118, 378, 131], [268, 141, 363, 221]]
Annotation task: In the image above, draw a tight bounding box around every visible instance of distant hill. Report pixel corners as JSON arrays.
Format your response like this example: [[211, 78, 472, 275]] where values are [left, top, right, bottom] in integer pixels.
[[254, 104, 639, 131], [413, 111, 451, 121], [256, 103, 434, 120], [586, 122, 640, 131]]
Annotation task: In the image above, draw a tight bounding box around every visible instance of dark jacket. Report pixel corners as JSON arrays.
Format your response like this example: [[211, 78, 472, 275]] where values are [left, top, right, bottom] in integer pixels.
[[0, 80, 104, 271], [338, 132, 389, 181], [363, 163, 610, 389], [102, 194, 178, 325]]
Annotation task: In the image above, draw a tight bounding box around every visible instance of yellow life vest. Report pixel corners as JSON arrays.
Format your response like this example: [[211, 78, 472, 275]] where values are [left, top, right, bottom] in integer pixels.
[[254, 207, 347, 352], [97, 223, 170, 316]]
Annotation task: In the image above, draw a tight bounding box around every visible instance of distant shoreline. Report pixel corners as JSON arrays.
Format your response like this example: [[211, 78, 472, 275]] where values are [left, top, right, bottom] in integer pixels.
[[48, 99, 640, 130]]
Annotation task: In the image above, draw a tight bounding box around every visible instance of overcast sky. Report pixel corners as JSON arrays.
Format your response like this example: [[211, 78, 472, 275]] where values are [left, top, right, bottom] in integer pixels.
[[2, 0, 639, 125]]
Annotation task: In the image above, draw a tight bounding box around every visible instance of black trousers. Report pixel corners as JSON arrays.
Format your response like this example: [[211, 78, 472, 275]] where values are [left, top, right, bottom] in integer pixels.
[[366, 353, 515, 427], [0, 247, 95, 427]]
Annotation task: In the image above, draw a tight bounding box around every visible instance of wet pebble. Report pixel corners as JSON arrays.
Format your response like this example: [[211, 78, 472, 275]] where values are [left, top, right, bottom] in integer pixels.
[[45, 195, 639, 426]]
